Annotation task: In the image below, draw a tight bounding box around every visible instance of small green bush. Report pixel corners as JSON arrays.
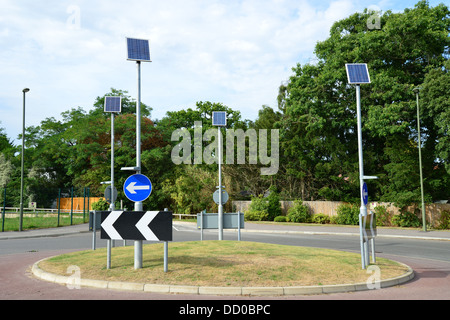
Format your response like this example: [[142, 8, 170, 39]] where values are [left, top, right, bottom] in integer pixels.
[[392, 209, 421, 228], [91, 198, 110, 211], [245, 210, 269, 221], [274, 215, 288, 222], [245, 195, 269, 221], [312, 213, 330, 224], [373, 205, 391, 226], [335, 204, 359, 225], [287, 200, 310, 223], [267, 187, 282, 221], [437, 210, 450, 230]]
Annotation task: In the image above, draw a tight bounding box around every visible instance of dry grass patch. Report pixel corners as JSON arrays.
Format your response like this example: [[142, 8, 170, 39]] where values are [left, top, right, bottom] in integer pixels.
[[39, 241, 408, 287]]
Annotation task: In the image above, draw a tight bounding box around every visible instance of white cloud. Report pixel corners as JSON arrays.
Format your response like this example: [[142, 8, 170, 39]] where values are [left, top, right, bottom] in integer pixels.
[[0, 0, 423, 143]]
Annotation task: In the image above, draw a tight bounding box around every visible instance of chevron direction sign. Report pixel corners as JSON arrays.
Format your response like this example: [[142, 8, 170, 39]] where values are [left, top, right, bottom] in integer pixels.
[[101, 211, 172, 241]]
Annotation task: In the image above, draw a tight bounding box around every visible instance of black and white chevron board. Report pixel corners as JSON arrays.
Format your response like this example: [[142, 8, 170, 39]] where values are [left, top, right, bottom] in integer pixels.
[[101, 211, 172, 241]]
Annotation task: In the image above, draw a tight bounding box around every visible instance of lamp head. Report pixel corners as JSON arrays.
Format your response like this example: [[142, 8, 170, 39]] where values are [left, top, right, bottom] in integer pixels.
[[23, 88, 30, 93]]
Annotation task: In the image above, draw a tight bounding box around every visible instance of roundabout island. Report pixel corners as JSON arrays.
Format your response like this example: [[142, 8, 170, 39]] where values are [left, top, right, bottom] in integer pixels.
[[31, 240, 414, 296]]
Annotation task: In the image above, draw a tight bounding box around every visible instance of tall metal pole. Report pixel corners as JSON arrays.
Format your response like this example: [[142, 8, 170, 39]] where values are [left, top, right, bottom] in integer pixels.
[[356, 85, 366, 211], [57, 188, 61, 227], [135, 61, 143, 269], [218, 127, 223, 240], [111, 113, 115, 211], [356, 85, 368, 269], [19, 88, 29, 232], [107, 112, 116, 269], [414, 88, 426, 232]]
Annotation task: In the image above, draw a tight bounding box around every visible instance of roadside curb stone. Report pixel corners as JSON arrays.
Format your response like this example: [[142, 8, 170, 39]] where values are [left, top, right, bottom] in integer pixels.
[[31, 257, 414, 296]]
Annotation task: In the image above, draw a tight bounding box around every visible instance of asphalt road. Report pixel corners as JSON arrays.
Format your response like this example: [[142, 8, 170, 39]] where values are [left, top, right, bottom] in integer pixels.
[[0, 222, 449, 302]]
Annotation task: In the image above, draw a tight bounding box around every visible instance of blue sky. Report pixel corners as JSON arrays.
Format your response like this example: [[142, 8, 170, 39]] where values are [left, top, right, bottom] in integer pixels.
[[0, 0, 445, 143]]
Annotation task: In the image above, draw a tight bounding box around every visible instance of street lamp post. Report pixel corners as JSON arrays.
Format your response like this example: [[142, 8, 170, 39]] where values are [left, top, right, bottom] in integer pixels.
[[413, 87, 426, 232], [19, 88, 30, 232]]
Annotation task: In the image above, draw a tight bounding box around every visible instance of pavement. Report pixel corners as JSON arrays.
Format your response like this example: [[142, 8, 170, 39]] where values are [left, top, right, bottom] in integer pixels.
[[2, 221, 449, 296]]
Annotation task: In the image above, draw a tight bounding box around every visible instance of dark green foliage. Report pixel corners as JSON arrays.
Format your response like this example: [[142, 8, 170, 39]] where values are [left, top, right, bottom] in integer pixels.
[[245, 195, 269, 221], [335, 204, 360, 225], [267, 186, 282, 221], [391, 209, 422, 228]]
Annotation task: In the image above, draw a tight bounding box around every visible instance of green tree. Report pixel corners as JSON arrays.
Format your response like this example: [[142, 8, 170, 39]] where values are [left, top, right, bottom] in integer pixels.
[[278, 1, 450, 205], [267, 186, 282, 221]]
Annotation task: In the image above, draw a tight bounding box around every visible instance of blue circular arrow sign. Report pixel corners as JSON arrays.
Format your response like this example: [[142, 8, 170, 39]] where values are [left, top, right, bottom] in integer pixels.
[[362, 182, 368, 206], [124, 174, 152, 202]]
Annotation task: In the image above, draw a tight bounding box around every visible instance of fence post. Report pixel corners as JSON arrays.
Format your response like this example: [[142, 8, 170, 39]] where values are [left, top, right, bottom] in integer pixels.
[[70, 187, 74, 225], [83, 187, 86, 223], [238, 211, 241, 241], [92, 210, 97, 250]]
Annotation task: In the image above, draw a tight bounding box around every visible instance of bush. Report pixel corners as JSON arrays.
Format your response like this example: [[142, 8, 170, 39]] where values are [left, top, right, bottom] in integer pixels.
[[392, 209, 421, 228], [91, 198, 110, 211], [437, 210, 450, 230], [312, 213, 330, 224], [335, 204, 359, 225], [373, 205, 391, 226], [274, 215, 288, 222], [287, 200, 310, 223], [245, 210, 269, 221], [245, 195, 269, 221], [267, 187, 282, 221]]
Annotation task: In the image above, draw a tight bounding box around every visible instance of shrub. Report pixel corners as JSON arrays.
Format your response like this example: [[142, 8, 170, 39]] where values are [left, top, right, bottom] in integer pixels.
[[335, 204, 359, 225], [391, 209, 421, 228], [312, 213, 330, 224], [245, 195, 269, 221], [287, 200, 310, 223], [91, 198, 110, 211], [437, 210, 450, 230], [267, 187, 282, 221], [274, 215, 288, 222], [373, 205, 391, 226], [245, 210, 269, 221]]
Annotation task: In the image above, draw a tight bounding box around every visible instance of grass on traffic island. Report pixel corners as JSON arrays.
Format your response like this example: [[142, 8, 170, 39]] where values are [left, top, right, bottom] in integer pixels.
[[39, 241, 408, 287]]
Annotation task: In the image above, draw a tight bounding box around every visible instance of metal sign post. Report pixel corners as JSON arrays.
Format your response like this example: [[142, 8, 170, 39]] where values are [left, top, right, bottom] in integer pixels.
[[346, 64, 376, 269], [218, 126, 223, 240], [104, 96, 122, 268], [212, 112, 227, 241], [126, 37, 151, 269], [134, 60, 144, 269], [356, 84, 368, 269]]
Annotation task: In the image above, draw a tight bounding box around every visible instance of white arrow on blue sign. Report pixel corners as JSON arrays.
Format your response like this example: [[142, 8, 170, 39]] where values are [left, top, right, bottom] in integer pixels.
[[124, 174, 152, 202], [362, 182, 368, 205]]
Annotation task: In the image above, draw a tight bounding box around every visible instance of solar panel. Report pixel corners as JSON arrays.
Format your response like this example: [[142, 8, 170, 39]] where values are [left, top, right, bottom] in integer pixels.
[[126, 38, 151, 62], [346, 64, 371, 84], [212, 112, 227, 127], [104, 96, 122, 113]]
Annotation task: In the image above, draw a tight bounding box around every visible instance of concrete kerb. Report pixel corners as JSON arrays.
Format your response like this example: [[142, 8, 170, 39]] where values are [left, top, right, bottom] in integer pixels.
[[31, 257, 414, 296]]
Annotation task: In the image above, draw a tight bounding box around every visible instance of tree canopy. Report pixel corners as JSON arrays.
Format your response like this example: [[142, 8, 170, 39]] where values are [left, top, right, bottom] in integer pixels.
[[0, 1, 448, 212]]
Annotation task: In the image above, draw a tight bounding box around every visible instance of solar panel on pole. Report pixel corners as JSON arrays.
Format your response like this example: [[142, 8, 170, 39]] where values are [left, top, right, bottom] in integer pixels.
[[212, 111, 227, 127], [126, 38, 151, 62], [345, 63, 372, 269], [126, 36, 152, 270], [346, 64, 371, 84], [104, 96, 122, 113]]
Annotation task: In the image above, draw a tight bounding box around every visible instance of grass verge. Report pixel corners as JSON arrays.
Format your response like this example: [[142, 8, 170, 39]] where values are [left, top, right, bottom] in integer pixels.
[[1, 215, 86, 231], [39, 241, 408, 287]]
